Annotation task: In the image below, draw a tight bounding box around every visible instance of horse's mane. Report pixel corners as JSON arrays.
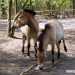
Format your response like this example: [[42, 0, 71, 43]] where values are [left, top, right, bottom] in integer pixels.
[[14, 9, 36, 21], [23, 9, 36, 16]]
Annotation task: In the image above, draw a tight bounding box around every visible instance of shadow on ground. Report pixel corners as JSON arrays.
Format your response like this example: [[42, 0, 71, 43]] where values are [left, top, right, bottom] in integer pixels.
[[0, 49, 75, 75]]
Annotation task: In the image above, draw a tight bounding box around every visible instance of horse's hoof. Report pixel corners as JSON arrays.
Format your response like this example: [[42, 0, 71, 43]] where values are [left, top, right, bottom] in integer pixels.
[[8, 34, 13, 37], [52, 59, 54, 65], [35, 66, 40, 71], [64, 46, 67, 52], [57, 56, 60, 59], [22, 49, 24, 55], [22, 52, 24, 55], [25, 56, 30, 59], [34, 64, 43, 71], [65, 48, 67, 52], [57, 54, 60, 59]]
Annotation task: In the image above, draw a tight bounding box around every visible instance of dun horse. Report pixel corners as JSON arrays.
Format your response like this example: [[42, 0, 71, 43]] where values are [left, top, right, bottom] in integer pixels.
[[9, 9, 39, 57], [9, 9, 67, 70], [35, 20, 67, 70]]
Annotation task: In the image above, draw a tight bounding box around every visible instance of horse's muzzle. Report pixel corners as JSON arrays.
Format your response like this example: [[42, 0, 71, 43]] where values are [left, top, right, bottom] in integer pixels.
[[8, 26, 16, 38], [8, 31, 14, 38]]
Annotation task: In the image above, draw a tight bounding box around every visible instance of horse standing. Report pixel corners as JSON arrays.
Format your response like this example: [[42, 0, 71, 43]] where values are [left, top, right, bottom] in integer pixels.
[[8, 9, 67, 70], [9, 9, 39, 57], [35, 20, 67, 70]]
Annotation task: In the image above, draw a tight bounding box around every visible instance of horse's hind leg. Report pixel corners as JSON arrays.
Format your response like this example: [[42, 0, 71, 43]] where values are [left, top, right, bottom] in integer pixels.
[[63, 39, 67, 52], [22, 34, 26, 54], [51, 44, 55, 64], [56, 41, 61, 59]]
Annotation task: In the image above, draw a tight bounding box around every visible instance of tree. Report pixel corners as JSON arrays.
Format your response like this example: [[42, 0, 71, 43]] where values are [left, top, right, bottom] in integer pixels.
[[0, 0, 7, 18], [73, 0, 75, 15], [8, 0, 12, 34], [15, 0, 18, 13]]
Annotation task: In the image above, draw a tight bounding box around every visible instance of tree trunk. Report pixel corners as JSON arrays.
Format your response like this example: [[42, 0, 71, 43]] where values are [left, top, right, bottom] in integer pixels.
[[30, 0, 32, 9], [15, 0, 18, 13], [73, 0, 75, 15], [8, 0, 12, 34]]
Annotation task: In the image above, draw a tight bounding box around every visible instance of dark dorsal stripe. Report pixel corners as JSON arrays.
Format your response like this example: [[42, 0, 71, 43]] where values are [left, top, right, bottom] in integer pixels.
[[23, 9, 36, 16]]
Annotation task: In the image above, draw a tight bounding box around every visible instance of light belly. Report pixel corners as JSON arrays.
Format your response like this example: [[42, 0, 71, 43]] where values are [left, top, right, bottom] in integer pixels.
[[56, 31, 64, 41]]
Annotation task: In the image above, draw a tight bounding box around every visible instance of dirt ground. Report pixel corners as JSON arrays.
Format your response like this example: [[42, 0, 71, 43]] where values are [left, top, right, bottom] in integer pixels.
[[0, 20, 75, 75]]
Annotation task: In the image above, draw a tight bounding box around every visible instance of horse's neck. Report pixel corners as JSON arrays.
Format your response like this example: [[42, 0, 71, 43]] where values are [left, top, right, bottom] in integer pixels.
[[29, 18, 39, 33]]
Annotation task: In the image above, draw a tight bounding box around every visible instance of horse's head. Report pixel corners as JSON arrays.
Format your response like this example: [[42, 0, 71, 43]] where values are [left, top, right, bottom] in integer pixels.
[[9, 9, 36, 37], [14, 9, 36, 27]]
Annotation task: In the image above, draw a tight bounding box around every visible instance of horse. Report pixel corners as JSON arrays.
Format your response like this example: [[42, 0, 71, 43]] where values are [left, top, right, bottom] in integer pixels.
[[35, 20, 67, 70], [9, 9, 39, 57]]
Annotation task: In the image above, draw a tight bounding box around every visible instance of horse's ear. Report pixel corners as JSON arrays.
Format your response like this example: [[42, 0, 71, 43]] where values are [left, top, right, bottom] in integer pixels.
[[14, 10, 23, 21], [23, 8, 36, 16]]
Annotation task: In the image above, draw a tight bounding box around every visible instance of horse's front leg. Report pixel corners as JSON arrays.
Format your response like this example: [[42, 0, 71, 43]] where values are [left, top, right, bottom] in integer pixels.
[[51, 44, 55, 64], [8, 26, 16, 37], [22, 34, 26, 54], [27, 37, 30, 56], [34, 42, 37, 58], [35, 48, 44, 70]]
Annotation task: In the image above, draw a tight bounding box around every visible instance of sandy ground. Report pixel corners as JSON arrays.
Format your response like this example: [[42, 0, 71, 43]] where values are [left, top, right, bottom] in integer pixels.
[[0, 19, 75, 75]]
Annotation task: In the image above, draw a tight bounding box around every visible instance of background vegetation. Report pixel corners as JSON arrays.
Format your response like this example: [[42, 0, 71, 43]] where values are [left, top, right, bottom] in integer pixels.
[[0, 0, 74, 19]]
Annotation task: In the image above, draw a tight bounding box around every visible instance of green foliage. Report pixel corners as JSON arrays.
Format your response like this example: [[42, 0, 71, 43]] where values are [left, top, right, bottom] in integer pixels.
[[0, 0, 73, 19], [0, 0, 8, 18], [46, 0, 72, 10], [16, 0, 35, 11]]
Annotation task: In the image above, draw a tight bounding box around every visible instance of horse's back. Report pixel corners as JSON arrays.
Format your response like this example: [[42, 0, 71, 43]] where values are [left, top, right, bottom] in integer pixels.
[[47, 19, 64, 41]]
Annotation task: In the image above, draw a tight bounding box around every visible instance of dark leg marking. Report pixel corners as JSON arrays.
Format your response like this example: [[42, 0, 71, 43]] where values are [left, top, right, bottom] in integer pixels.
[[57, 41, 60, 59], [22, 34, 26, 54], [63, 39, 67, 52], [27, 38, 30, 56], [51, 44, 55, 64], [34, 42, 37, 58]]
